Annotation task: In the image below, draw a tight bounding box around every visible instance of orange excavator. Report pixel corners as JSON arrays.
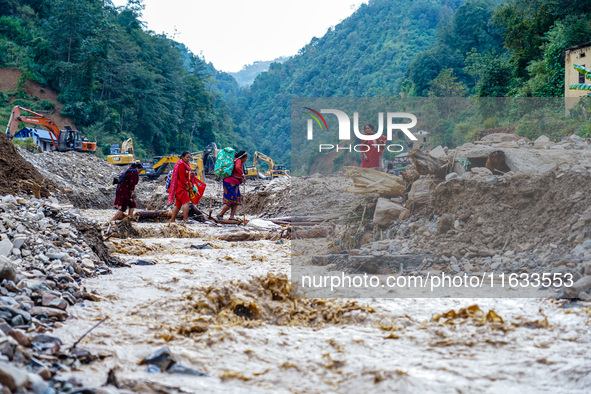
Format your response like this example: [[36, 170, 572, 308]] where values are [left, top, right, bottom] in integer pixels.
[[5, 106, 96, 153]]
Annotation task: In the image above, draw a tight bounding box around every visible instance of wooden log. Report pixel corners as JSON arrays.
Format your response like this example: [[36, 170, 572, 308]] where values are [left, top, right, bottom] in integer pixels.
[[408, 149, 449, 178], [136, 210, 171, 219], [344, 167, 406, 197], [267, 216, 324, 223], [218, 230, 265, 241], [292, 224, 334, 239], [217, 218, 244, 225], [19, 180, 41, 199]]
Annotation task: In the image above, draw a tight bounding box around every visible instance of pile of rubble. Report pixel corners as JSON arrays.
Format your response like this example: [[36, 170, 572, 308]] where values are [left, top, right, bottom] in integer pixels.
[[0, 193, 115, 391], [317, 133, 591, 298], [243, 177, 291, 218], [17, 148, 119, 209]]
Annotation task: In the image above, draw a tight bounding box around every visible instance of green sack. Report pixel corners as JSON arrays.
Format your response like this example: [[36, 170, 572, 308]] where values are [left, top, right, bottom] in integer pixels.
[[214, 147, 236, 179]]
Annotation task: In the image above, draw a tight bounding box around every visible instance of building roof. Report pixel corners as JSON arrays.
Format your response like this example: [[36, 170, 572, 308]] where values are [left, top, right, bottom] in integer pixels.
[[565, 41, 591, 52], [33, 129, 55, 142]]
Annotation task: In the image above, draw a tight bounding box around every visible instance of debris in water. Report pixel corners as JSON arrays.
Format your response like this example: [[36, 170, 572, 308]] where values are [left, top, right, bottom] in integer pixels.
[[174, 274, 375, 336], [432, 304, 504, 326], [126, 259, 155, 266], [140, 346, 208, 377], [140, 346, 177, 371], [191, 243, 212, 250]]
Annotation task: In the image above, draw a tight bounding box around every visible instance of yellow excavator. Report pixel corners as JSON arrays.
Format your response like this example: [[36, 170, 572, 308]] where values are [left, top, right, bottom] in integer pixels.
[[244, 164, 259, 179], [191, 143, 218, 180], [245, 151, 290, 179], [140, 155, 204, 181], [106, 138, 135, 166]]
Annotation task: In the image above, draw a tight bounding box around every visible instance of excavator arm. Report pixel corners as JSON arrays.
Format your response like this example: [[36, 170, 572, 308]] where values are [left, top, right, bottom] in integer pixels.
[[141, 155, 200, 179], [253, 151, 275, 175], [6, 106, 61, 149], [252, 151, 289, 178], [120, 138, 134, 155]]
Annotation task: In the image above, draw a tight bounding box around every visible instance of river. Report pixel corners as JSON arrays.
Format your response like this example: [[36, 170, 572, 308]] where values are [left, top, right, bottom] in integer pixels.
[[52, 210, 591, 393]]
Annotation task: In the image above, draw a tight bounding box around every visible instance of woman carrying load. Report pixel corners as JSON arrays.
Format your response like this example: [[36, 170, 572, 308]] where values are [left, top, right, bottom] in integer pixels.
[[217, 150, 248, 221]]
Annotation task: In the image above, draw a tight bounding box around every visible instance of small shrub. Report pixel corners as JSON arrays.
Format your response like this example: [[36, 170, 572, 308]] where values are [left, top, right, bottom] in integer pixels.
[[40, 100, 55, 111], [12, 137, 39, 153]]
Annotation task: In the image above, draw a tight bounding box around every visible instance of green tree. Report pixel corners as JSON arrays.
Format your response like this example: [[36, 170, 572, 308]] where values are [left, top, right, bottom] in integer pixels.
[[428, 67, 468, 97], [464, 49, 512, 97]]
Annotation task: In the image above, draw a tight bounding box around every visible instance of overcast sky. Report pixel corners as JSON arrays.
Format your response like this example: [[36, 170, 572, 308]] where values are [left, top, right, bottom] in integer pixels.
[[111, 0, 368, 72]]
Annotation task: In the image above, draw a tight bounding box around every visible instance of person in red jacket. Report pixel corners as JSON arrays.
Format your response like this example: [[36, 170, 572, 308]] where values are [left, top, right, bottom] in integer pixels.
[[112, 162, 142, 221], [361, 124, 387, 169], [217, 150, 248, 221], [168, 151, 192, 225]]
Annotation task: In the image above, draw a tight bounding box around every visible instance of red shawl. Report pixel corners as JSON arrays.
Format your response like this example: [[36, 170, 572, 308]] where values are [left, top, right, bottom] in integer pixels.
[[168, 160, 191, 205]]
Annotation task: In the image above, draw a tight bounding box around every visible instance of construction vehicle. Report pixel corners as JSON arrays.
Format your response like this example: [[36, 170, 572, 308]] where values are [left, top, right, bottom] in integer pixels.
[[191, 143, 218, 179], [140, 155, 204, 181], [139, 143, 218, 181], [5, 106, 96, 153], [248, 151, 290, 179], [244, 164, 260, 179], [107, 138, 135, 166]]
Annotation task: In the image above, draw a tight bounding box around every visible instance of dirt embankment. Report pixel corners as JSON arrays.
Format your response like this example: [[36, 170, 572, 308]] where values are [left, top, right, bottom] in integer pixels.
[[0, 132, 55, 197], [0, 68, 75, 128], [430, 171, 591, 256]]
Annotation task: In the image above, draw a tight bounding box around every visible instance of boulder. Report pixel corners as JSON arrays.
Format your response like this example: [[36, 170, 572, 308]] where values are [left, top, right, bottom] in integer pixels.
[[0, 239, 13, 258], [535, 135, 550, 143], [0, 257, 17, 282], [563, 276, 591, 299], [453, 144, 591, 175], [429, 145, 447, 159], [445, 172, 458, 181], [29, 307, 68, 320], [11, 238, 26, 250], [373, 198, 405, 227], [0, 360, 28, 391], [480, 133, 525, 143], [407, 178, 438, 209]]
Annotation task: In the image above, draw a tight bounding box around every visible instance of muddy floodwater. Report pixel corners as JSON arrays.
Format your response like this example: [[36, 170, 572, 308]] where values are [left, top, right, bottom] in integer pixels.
[[52, 210, 591, 393]]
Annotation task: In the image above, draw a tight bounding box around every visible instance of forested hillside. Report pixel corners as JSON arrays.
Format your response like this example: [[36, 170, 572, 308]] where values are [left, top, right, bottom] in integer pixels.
[[235, 0, 464, 167], [0, 0, 246, 158], [2, 0, 590, 167], [236, 0, 591, 168], [230, 57, 289, 87], [406, 0, 591, 98]]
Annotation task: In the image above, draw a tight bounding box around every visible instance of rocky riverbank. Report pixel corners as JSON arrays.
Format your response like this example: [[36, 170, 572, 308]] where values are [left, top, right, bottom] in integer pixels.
[[0, 194, 116, 392]]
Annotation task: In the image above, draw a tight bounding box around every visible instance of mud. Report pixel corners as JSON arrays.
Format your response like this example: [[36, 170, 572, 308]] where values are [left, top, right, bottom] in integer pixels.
[[291, 173, 357, 218], [427, 171, 591, 258], [0, 132, 55, 197], [50, 211, 591, 393], [0, 68, 72, 122]]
